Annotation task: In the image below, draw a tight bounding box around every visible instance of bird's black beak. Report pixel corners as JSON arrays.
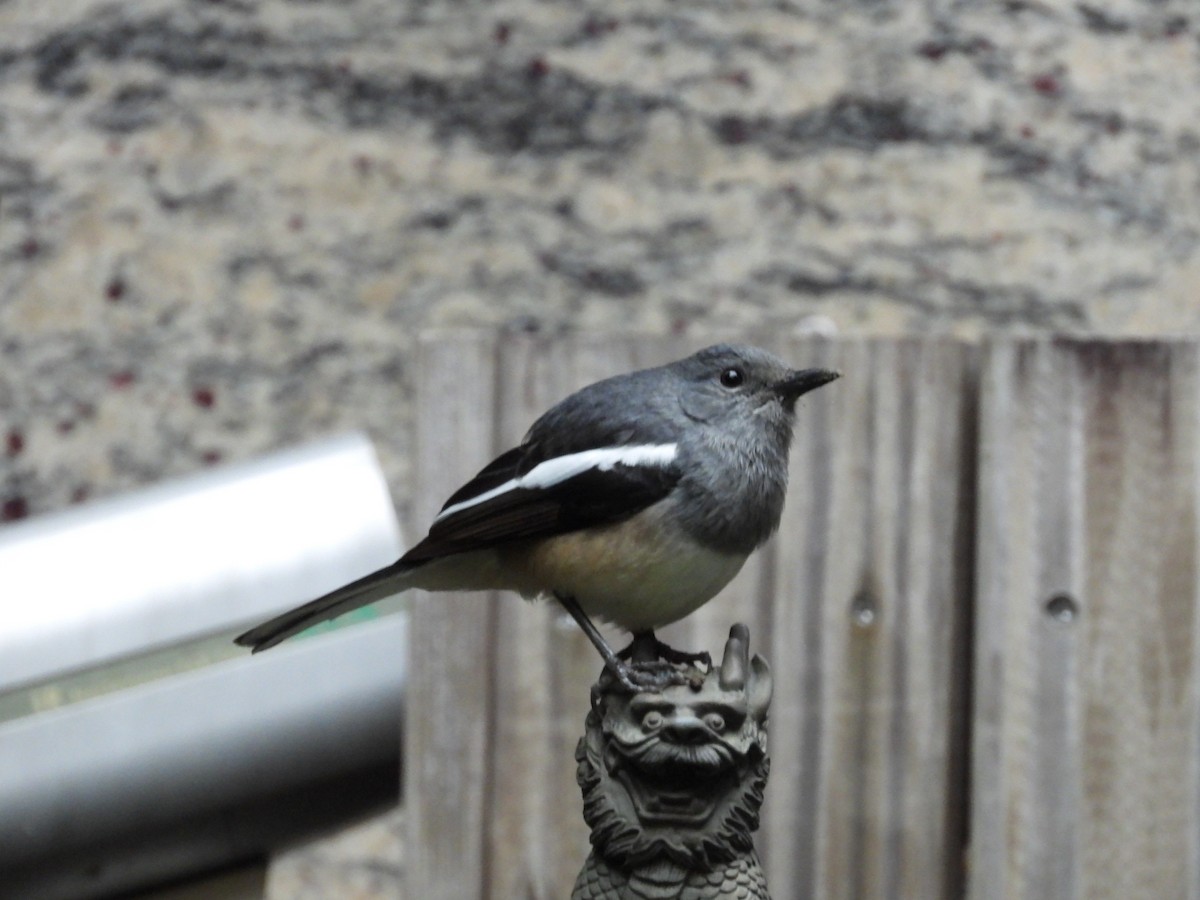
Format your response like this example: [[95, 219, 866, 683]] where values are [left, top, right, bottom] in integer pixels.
[[773, 368, 840, 404]]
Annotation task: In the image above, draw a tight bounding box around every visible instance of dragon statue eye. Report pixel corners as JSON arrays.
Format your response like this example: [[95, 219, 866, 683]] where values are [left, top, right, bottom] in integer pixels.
[[641, 710, 664, 731]]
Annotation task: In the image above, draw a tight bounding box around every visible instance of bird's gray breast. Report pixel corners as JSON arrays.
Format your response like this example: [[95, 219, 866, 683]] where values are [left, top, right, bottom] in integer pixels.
[[673, 430, 790, 556]]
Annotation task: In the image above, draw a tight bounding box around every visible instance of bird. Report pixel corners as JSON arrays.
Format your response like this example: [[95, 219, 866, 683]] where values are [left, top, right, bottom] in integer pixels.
[[235, 344, 838, 689]]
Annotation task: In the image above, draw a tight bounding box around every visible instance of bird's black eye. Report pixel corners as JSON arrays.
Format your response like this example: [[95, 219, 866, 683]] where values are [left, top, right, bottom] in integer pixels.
[[719, 367, 744, 388]]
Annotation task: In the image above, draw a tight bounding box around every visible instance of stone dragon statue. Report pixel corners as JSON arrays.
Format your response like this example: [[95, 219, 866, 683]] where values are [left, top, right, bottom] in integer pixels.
[[572, 624, 773, 899]]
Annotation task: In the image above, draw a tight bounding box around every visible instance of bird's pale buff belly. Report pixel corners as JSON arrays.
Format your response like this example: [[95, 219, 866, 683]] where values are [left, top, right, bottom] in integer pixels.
[[500, 504, 747, 632]]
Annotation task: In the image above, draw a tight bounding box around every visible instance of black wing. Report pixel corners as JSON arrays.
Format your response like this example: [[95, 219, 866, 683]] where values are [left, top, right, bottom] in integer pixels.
[[401, 448, 681, 564], [404, 361, 688, 565]]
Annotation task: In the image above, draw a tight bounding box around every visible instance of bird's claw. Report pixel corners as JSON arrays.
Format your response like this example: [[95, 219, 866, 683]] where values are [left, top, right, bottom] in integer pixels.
[[655, 645, 712, 669], [617, 634, 711, 670], [603, 658, 701, 694]]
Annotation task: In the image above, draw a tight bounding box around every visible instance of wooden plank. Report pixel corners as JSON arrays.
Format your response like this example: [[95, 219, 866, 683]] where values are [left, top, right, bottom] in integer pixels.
[[404, 332, 499, 898], [409, 335, 692, 898], [484, 334, 619, 899], [970, 338, 1200, 900], [759, 336, 976, 900]]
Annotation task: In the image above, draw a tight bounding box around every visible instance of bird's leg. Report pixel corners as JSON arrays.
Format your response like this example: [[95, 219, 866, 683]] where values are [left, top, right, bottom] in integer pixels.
[[555, 597, 695, 693], [655, 642, 712, 670], [554, 594, 643, 693], [609, 630, 702, 690], [618, 631, 664, 664], [617, 631, 712, 671]]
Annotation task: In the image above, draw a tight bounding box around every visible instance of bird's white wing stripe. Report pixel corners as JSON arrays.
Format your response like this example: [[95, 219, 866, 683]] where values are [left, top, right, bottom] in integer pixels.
[[433, 443, 678, 524]]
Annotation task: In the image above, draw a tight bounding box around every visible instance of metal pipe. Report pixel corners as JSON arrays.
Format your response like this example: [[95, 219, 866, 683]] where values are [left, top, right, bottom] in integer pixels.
[[0, 433, 403, 692], [0, 617, 406, 899], [0, 434, 408, 897]]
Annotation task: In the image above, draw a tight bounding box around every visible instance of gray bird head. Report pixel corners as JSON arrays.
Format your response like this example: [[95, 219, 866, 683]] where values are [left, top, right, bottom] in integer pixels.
[[671, 344, 839, 430], [668, 344, 839, 553]]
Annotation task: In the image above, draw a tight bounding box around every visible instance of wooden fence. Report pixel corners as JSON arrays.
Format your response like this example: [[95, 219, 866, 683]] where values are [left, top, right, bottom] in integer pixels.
[[403, 334, 1200, 900]]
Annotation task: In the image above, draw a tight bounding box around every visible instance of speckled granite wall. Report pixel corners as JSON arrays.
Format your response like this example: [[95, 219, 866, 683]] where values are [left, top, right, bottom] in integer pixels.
[[4, 0, 1199, 526], [1, 1, 1197, 894]]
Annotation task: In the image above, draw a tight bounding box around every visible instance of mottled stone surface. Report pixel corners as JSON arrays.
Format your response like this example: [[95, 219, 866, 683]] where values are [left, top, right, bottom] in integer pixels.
[[1, 0, 1198, 892], [265, 806, 403, 900], [4, 0, 1199, 524]]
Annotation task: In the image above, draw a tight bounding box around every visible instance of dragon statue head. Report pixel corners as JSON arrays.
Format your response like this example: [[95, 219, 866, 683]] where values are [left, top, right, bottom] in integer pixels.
[[574, 624, 773, 877]]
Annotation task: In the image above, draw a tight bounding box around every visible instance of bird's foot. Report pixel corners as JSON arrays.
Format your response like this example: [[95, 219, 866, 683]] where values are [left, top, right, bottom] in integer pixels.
[[621, 658, 687, 690], [618, 632, 712, 671], [552, 596, 709, 694], [596, 632, 709, 693], [596, 657, 690, 698]]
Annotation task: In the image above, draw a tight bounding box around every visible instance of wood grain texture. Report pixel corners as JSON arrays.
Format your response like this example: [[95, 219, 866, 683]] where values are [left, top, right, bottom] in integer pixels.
[[757, 337, 976, 900], [970, 339, 1200, 900], [403, 334, 977, 899], [407, 335, 660, 899], [404, 333, 500, 899], [484, 336, 632, 899], [405, 334, 1200, 900]]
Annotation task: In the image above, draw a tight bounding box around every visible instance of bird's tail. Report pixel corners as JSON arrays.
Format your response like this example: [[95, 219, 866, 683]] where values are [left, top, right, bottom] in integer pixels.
[[234, 561, 417, 653]]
